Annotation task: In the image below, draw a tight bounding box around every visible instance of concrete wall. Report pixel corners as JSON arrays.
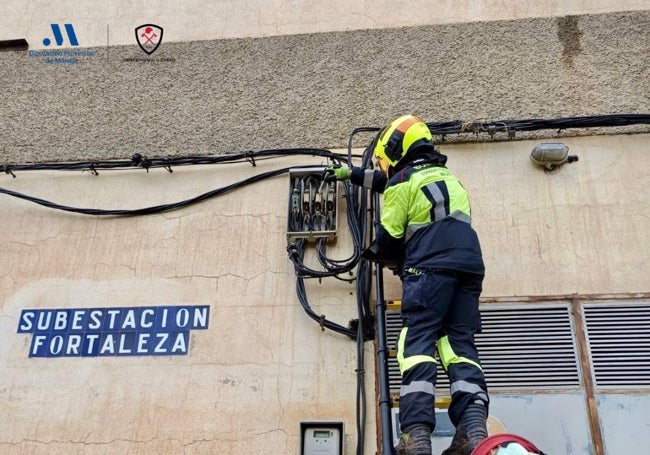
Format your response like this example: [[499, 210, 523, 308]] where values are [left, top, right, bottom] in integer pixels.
[[2, 1, 650, 454], [2, 134, 649, 454], [1, 155, 369, 454], [381, 134, 650, 300]]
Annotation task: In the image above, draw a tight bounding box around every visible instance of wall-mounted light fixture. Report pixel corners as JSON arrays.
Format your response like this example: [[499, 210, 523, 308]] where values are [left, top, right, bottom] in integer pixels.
[[530, 142, 578, 171]]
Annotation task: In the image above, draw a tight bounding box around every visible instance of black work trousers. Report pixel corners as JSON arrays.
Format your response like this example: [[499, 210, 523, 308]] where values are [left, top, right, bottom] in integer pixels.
[[397, 269, 489, 431]]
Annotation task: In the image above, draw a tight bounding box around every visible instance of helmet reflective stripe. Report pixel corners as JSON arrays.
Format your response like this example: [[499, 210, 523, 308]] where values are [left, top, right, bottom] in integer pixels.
[[374, 115, 433, 169], [384, 116, 421, 162]]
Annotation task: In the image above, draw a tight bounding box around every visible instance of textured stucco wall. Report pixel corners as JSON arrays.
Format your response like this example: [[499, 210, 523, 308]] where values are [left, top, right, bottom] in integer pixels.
[[0, 155, 371, 454], [1, 11, 649, 164], [1, 135, 649, 454]]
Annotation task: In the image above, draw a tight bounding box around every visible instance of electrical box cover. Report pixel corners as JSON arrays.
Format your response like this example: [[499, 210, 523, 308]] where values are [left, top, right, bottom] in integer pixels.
[[392, 408, 455, 445]]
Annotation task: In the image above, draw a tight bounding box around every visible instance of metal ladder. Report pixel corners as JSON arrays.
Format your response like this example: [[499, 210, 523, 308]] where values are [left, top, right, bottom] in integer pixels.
[[372, 195, 451, 455]]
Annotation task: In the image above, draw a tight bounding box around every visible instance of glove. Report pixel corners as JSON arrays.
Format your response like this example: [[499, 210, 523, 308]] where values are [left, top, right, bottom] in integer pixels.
[[324, 165, 351, 182], [363, 240, 403, 274]]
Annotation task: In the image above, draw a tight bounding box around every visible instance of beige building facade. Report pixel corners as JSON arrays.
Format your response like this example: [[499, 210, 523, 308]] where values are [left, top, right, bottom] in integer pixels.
[[1, 1, 649, 454]]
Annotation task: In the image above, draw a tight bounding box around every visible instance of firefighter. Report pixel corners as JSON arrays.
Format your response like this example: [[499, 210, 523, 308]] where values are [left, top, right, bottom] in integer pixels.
[[326, 115, 489, 455]]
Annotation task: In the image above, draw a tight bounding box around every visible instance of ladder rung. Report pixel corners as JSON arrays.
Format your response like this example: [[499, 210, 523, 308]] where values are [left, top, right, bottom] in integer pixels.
[[391, 393, 452, 409], [386, 300, 402, 311]]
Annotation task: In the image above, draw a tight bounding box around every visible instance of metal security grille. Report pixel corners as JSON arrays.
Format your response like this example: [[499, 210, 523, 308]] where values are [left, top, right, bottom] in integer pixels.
[[583, 302, 650, 388], [478, 304, 581, 389], [385, 303, 581, 397]]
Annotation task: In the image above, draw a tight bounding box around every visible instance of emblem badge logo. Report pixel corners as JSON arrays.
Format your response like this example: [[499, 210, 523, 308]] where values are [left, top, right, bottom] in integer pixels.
[[43, 24, 79, 47], [135, 24, 163, 55]]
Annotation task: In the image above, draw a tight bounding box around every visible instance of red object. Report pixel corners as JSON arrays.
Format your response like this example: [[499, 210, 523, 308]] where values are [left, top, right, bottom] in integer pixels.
[[471, 433, 544, 455]]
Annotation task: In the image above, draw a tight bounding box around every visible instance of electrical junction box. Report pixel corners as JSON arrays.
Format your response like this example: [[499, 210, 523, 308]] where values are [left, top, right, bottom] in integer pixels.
[[287, 167, 338, 243], [300, 421, 344, 455]]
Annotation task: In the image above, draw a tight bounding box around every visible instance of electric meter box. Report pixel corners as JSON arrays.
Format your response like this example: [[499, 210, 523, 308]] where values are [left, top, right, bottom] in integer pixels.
[[287, 167, 339, 243], [300, 421, 344, 455]]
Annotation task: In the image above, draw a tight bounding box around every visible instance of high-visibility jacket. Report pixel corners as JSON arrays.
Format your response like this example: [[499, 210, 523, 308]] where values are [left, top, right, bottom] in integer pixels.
[[355, 151, 484, 275]]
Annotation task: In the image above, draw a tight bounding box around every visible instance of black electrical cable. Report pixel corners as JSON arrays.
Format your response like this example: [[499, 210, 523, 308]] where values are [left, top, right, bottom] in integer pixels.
[[315, 240, 358, 283], [289, 238, 357, 338], [282, 128, 378, 455], [132, 151, 321, 171], [1, 148, 356, 175], [286, 171, 370, 338], [344, 127, 379, 455], [3, 114, 647, 178], [0, 148, 365, 216], [425, 113, 650, 137], [0, 167, 291, 216], [346, 127, 399, 455]]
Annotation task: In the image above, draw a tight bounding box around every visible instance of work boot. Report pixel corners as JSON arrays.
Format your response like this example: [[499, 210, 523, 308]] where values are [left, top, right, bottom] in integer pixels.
[[395, 424, 432, 455], [441, 403, 488, 455]]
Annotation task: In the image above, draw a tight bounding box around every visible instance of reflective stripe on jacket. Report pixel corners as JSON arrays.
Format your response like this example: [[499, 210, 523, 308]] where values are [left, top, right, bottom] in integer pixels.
[[375, 162, 485, 274]]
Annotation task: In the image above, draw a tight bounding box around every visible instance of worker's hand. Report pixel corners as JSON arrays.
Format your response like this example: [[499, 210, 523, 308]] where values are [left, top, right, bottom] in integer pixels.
[[324, 165, 351, 182], [387, 264, 401, 276]]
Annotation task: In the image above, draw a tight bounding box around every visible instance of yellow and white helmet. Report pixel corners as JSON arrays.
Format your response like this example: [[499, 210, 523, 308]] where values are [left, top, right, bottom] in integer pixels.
[[374, 115, 433, 176]]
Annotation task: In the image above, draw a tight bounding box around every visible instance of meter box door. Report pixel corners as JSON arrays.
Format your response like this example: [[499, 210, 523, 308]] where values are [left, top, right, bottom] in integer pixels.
[[287, 167, 339, 243], [392, 408, 454, 452], [300, 421, 344, 455]]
